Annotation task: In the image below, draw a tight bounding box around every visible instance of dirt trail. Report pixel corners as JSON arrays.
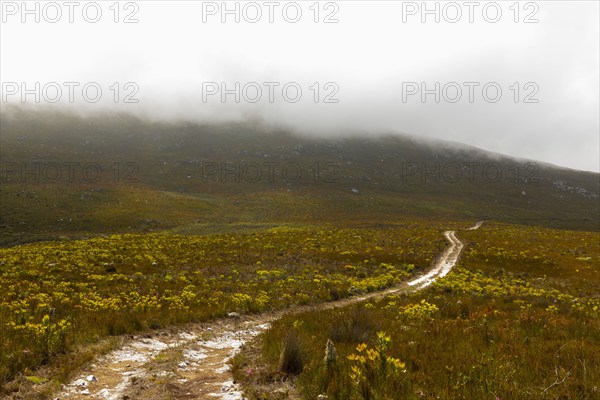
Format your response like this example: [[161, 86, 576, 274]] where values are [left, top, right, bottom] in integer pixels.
[[56, 222, 482, 400]]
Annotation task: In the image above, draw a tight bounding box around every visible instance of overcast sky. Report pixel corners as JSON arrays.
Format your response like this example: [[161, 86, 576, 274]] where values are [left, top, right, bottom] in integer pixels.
[[1, 0, 598, 171]]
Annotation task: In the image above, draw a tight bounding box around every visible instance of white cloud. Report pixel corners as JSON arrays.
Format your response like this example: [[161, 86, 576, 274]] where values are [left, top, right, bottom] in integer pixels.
[[1, 0, 598, 171]]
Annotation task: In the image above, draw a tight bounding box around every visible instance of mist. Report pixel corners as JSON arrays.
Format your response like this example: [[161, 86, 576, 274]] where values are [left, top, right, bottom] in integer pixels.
[[1, 0, 598, 172]]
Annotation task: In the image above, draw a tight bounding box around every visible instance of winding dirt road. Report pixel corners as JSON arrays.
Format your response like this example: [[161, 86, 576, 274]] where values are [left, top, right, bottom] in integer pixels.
[[56, 222, 481, 400]]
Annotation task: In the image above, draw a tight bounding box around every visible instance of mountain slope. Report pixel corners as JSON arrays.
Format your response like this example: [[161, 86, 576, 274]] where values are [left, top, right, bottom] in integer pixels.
[[1, 108, 598, 245]]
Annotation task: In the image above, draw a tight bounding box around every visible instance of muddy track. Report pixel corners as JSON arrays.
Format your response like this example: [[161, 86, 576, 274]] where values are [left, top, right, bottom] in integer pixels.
[[55, 222, 481, 400]]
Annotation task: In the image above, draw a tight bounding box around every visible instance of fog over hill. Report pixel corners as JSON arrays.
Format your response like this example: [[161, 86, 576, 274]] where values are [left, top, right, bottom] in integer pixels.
[[1, 108, 598, 245], [1, 1, 598, 171]]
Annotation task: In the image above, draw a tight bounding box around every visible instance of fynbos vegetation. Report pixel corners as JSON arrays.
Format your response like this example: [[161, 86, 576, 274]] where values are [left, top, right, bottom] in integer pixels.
[[234, 222, 600, 399]]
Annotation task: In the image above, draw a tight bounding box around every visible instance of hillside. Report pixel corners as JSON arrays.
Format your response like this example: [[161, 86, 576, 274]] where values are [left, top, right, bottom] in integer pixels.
[[1, 108, 599, 400], [1, 108, 598, 246]]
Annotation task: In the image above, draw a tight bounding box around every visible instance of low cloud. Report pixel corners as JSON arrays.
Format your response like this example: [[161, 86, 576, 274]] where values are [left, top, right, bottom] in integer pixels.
[[1, 1, 598, 171]]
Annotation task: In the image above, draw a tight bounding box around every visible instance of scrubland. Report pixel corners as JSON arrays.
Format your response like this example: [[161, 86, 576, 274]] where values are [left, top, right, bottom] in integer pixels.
[[233, 222, 600, 400]]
